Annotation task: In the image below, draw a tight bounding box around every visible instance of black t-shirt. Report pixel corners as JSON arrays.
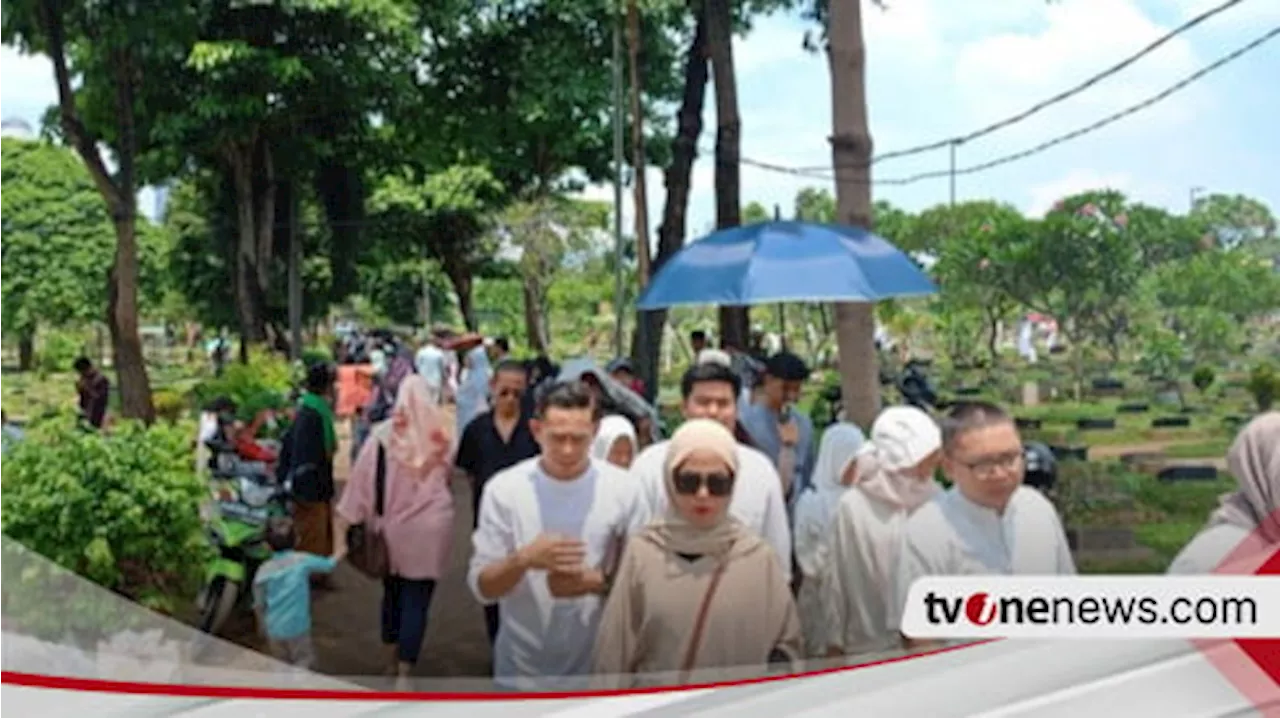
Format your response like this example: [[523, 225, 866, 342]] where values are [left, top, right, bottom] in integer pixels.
[[456, 410, 541, 527], [276, 406, 335, 503]]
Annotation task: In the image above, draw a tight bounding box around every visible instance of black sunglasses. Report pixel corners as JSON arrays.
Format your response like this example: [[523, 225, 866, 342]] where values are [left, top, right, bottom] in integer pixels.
[[673, 471, 735, 497]]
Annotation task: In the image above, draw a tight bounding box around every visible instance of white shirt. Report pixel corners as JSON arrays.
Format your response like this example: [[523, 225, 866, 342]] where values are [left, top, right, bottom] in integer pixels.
[[467, 458, 635, 690], [625, 439, 793, 576], [1167, 523, 1252, 575], [415, 345, 445, 388], [822, 488, 911, 656], [887, 486, 1076, 633]]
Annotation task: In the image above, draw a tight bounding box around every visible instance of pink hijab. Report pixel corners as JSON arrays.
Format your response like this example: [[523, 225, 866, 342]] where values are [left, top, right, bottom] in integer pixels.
[[1210, 412, 1280, 544], [371, 374, 452, 479]]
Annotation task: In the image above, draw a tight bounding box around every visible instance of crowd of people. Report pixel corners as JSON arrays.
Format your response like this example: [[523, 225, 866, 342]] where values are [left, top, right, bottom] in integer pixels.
[[245, 327, 1278, 692]]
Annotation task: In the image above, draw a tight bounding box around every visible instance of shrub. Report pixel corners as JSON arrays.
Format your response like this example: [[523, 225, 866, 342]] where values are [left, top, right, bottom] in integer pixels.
[[1246, 362, 1280, 412], [1, 414, 213, 621], [1191, 366, 1216, 395], [190, 349, 293, 421], [152, 390, 187, 424], [300, 347, 332, 367], [36, 330, 86, 376]]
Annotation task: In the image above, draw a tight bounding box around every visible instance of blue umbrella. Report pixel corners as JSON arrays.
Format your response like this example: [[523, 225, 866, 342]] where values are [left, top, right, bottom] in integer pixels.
[[635, 221, 936, 310]]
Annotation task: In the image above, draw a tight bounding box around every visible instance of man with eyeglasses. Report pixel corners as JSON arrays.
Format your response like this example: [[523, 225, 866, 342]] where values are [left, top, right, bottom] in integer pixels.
[[456, 359, 542, 648], [887, 401, 1075, 650]]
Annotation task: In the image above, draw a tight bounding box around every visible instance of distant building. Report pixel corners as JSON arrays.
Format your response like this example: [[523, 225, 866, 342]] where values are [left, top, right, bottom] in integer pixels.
[[152, 181, 173, 223]]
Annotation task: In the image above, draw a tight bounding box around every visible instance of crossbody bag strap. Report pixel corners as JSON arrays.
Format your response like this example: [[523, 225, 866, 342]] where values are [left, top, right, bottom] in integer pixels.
[[679, 559, 730, 680], [374, 444, 387, 517]]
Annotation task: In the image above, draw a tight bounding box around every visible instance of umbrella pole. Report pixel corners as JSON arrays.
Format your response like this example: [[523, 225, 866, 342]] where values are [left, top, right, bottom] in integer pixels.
[[777, 303, 787, 352]]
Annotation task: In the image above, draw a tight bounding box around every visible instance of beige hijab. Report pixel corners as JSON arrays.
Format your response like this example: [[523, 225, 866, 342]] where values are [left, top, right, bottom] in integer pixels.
[[1210, 412, 1280, 544], [641, 419, 750, 557]]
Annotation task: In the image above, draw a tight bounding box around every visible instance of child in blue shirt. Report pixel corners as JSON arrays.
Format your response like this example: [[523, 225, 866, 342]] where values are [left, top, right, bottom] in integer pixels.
[[252, 517, 345, 669]]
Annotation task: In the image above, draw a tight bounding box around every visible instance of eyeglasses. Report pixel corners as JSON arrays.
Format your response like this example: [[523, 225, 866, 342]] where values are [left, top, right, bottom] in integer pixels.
[[954, 449, 1024, 479], [672, 471, 735, 497]]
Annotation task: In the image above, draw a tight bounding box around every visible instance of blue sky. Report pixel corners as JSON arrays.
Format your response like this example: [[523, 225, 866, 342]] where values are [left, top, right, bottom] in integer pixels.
[[4, 0, 1278, 238]]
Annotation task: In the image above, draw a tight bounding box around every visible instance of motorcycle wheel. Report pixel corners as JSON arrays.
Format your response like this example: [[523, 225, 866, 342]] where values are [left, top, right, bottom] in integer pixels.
[[197, 576, 240, 636]]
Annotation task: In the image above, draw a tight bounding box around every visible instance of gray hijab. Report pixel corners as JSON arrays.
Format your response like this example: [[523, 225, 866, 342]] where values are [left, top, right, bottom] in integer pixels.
[[1210, 411, 1280, 544]]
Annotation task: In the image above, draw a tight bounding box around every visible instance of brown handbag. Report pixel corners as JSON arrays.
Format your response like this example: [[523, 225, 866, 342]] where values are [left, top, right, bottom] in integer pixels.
[[345, 444, 391, 579], [678, 560, 729, 683]]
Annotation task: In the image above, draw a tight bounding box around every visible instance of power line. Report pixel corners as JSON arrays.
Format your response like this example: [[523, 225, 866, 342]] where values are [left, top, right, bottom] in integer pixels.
[[729, 25, 1279, 187], [793, 0, 1251, 170]]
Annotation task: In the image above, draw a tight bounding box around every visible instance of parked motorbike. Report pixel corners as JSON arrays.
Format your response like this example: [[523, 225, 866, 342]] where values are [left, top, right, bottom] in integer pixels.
[[196, 436, 291, 637], [1022, 441, 1058, 493]]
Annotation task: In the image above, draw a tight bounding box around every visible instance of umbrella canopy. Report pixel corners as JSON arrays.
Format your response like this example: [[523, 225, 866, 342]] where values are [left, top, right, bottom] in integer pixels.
[[635, 221, 937, 310]]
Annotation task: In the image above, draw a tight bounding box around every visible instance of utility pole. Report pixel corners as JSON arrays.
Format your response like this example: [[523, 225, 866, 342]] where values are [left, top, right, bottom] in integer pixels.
[[949, 141, 959, 206], [612, 4, 627, 359], [1189, 185, 1205, 212]]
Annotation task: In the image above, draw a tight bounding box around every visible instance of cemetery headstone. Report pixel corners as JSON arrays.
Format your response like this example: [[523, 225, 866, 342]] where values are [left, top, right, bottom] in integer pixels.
[[1050, 445, 1089, 461], [1015, 417, 1042, 430], [1117, 403, 1149, 413], [1157, 465, 1219, 482], [1091, 377, 1125, 392], [1076, 418, 1117, 431], [1152, 416, 1191, 429], [1021, 381, 1041, 407], [954, 386, 982, 397]]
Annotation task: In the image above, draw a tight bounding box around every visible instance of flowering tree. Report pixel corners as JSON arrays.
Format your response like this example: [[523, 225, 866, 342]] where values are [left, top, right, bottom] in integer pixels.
[[989, 190, 1144, 397], [926, 201, 1026, 369]]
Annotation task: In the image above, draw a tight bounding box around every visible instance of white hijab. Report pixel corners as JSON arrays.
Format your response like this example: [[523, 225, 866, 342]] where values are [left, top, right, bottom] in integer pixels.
[[591, 414, 638, 467], [794, 423, 867, 542], [853, 406, 942, 511]]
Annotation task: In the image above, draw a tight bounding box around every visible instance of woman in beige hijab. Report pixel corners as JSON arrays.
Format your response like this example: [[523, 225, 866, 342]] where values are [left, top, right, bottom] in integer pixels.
[[1168, 412, 1279, 574], [591, 419, 803, 688]]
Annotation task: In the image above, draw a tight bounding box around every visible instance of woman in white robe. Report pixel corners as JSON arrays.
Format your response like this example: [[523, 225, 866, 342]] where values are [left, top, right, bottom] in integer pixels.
[[1168, 412, 1279, 574], [821, 406, 942, 658], [792, 423, 866, 658], [592, 414, 639, 470], [455, 346, 492, 433]]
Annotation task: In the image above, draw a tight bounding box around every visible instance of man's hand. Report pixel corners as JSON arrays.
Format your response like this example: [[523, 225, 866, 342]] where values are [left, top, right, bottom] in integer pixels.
[[547, 567, 605, 598], [778, 419, 799, 447], [518, 534, 586, 572]]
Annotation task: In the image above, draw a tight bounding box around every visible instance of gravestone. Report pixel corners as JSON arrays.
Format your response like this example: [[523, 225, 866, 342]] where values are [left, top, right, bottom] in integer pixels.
[[1015, 417, 1042, 431], [1158, 465, 1219, 482], [1050, 445, 1089, 461], [1076, 418, 1116, 430], [1152, 416, 1191, 428], [1021, 381, 1041, 407], [1091, 377, 1125, 392], [1154, 388, 1181, 406], [1120, 451, 1166, 469], [954, 387, 982, 397], [1179, 405, 1201, 415], [1117, 403, 1149, 413]]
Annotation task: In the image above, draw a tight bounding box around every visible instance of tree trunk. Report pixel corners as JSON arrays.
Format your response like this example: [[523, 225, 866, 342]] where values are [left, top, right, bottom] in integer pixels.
[[441, 259, 477, 331], [828, 0, 880, 429], [626, 0, 652, 287], [631, 6, 709, 399], [522, 282, 549, 355], [704, 0, 749, 350], [18, 330, 35, 372], [227, 144, 268, 345], [40, 5, 154, 422], [106, 214, 156, 423], [985, 306, 1001, 367]]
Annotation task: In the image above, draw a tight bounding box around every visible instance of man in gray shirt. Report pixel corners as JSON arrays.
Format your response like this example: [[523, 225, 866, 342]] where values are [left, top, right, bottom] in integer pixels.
[[738, 352, 817, 506]]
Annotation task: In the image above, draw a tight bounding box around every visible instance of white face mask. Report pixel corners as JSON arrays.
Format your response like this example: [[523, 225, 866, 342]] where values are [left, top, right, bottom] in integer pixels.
[[897, 474, 942, 512]]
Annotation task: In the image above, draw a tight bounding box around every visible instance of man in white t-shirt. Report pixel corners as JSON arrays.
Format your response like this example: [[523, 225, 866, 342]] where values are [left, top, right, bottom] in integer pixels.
[[890, 401, 1075, 650], [467, 380, 633, 690], [626, 362, 792, 575]]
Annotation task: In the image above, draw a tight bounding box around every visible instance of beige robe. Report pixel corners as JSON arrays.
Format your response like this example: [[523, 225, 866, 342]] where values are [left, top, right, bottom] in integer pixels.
[[591, 531, 804, 688]]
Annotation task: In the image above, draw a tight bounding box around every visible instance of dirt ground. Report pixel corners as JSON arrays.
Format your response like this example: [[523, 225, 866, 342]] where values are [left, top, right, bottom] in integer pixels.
[[220, 411, 494, 680]]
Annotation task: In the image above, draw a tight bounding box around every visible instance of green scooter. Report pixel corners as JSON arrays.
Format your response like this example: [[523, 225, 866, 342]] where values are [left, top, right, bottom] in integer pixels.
[[196, 438, 291, 637]]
